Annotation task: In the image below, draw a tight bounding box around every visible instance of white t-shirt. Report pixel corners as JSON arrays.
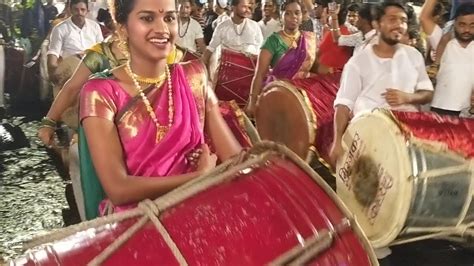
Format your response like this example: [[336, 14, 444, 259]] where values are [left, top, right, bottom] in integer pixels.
[[47, 17, 103, 58], [431, 40, 474, 111], [176, 18, 204, 52], [258, 18, 282, 40], [207, 18, 264, 55], [334, 44, 434, 116]]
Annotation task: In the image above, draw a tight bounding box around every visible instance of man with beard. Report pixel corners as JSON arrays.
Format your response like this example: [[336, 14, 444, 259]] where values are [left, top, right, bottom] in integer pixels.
[[177, 0, 206, 54], [202, 0, 263, 65], [329, 1, 433, 175], [47, 0, 103, 83], [430, 3, 474, 116], [258, 0, 281, 40]]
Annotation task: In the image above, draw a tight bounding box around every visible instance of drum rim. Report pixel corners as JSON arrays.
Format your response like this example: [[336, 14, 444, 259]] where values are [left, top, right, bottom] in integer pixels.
[[336, 109, 414, 248], [255, 80, 317, 162]]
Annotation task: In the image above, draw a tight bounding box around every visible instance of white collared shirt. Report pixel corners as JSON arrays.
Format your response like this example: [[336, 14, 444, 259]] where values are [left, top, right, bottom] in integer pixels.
[[176, 18, 204, 53], [258, 18, 282, 40], [334, 44, 434, 116], [432, 40, 474, 111], [207, 18, 264, 55], [48, 17, 103, 58], [338, 29, 378, 55]]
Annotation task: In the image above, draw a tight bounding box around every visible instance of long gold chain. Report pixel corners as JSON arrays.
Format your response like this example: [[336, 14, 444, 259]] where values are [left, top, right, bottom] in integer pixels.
[[125, 61, 174, 142]]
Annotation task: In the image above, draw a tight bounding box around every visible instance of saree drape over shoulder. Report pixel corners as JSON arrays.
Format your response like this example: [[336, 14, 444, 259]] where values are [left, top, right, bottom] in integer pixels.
[[80, 60, 209, 213], [262, 31, 317, 82]]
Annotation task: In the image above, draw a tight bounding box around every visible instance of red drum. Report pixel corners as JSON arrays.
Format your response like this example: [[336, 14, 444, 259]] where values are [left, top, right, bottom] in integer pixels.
[[336, 109, 474, 248], [255, 73, 341, 166], [213, 49, 257, 108], [175, 45, 200, 63], [218, 100, 259, 148], [12, 143, 377, 265]]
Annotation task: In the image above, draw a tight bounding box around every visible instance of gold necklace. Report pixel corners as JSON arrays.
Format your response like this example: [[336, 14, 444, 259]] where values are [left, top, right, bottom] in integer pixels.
[[281, 30, 300, 48], [126, 62, 174, 142], [134, 72, 166, 85]]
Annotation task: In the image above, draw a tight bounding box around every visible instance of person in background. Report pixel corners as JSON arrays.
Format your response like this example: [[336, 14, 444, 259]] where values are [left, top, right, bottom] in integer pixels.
[[258, 0, 281, 40], [317, 2, 352, 73], [212, 0, 230, 29], [202, 0, 264, 65], [330, 3, 377, 55], [177, 0, 206, 53], [96, 8, 114, 38], [43, 0, 59, 33], [345, 3, 359, 33], [247, 0, 317, 117], [203, 0, 218, 44], [47, 0, 103, 83], [302, 0, 327, 46], [192, 1, 206, 29], [430, 3, 474, 116]]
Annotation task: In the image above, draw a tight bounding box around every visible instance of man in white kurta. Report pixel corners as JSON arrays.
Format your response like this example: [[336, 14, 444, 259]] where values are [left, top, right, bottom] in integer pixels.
[[257, 0, 281, 40], [47, 0, 103, 82], [177, 0, 205, 53], [202, 0, 264, 66], [329, 2, 434, 179], [430, 4, 474, 116]]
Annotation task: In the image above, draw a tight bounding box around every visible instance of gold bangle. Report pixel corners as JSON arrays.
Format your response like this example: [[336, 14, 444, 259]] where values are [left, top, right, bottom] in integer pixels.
[[330, 28, 340, 32]]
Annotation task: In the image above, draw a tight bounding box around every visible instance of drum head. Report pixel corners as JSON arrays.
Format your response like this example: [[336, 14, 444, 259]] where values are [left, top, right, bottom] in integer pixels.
[[255, 80, 315, 161], [336, 109, 413, 248]]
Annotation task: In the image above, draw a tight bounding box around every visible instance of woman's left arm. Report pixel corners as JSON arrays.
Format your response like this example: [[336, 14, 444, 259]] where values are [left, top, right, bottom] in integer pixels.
[[205, 96, 243, 162]]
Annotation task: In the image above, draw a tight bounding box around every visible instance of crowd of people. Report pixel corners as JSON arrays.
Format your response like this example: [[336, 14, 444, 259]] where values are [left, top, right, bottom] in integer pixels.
[[32, 0, 473, 260]]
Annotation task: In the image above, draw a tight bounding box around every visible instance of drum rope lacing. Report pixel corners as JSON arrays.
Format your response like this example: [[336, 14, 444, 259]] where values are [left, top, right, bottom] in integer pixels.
[[22, 142, 377, 265]]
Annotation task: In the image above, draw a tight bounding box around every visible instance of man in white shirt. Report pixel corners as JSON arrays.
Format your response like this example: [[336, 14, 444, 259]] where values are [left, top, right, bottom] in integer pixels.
[[258, 0, 281, 40], [212, 0, 230, 29], [329, 4, 378, 55], [177, 0, 206, 54], [202, 0, 264, 65], [431, 3, 474, 116], [329, 2, 433, 170], [345, 3, 360, 33], [47, 0, 103, 83]]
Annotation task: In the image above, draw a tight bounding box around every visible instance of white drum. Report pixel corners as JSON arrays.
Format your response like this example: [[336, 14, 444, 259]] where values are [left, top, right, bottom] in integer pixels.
[[336, 109, 474, 248]]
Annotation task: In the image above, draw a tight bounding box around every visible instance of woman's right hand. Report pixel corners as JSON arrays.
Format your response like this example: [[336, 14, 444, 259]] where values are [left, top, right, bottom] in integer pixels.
[[38, 127, 55, 148], [196, 144, 217, 173]]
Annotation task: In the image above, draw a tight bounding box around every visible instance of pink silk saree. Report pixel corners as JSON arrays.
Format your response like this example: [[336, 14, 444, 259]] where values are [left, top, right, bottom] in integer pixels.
[[80, 61, 207, 214]]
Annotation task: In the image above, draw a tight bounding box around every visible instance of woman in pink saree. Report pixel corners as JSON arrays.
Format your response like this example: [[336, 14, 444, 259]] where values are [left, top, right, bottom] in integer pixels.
[[80, 0, 241, 216], [246, 0, 317, 117]]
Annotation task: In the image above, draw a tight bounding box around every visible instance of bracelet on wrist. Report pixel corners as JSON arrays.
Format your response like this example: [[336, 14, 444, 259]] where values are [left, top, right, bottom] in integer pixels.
[[330, 28, 340, 32], [41, 116, 57, 128]]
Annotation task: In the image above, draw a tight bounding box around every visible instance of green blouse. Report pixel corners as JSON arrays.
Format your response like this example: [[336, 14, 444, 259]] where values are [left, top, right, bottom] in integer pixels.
[[261, 32, 289, 68]]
